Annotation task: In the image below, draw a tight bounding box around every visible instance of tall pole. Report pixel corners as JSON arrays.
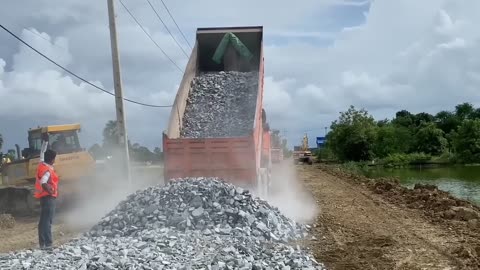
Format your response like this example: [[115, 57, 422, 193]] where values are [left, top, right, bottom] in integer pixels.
[[107, 0, 131, 185]]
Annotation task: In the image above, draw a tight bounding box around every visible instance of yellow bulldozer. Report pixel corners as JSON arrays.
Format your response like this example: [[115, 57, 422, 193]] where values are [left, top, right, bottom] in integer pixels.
[[0, 124, 96, 214]]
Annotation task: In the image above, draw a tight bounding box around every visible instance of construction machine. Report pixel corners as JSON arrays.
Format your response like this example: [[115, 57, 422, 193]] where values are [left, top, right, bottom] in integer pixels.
[[163, 26, 272, 198], [0, 124, 96, 214], [271, 148, 284, 163], [293, 134, 313, 165]]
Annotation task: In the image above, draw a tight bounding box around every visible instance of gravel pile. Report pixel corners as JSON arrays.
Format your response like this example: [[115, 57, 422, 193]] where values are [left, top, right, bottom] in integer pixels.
[[181, 71, 258, 138], [0, 178, 325, 269], [2, 229, 321, 269], [89, 178, 305, 242]]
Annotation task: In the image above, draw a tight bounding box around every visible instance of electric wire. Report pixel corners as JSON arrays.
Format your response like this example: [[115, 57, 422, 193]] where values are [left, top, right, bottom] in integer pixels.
[[145, 0, 189, 58], [118, 0, 184, 73], [158, 0, 192, 49], [0, 24, 173, 108]]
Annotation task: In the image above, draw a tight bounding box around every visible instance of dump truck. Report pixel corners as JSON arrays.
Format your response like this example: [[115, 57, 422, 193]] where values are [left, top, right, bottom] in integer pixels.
[[271, 148, 284, 163], [163, 26, 272, 198], [0, 124, 96, 214]]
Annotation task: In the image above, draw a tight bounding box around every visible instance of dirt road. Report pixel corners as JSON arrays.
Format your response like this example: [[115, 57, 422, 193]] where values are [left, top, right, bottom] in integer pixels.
[[300, 164, 480, 270]]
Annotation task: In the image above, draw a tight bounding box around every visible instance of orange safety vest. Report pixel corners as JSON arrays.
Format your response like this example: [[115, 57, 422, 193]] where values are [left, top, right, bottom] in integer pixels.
[[34, 162, 59, 199]]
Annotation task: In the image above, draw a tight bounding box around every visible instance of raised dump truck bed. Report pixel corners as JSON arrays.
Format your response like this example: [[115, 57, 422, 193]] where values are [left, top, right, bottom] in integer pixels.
[[163, 26, 271, 195]]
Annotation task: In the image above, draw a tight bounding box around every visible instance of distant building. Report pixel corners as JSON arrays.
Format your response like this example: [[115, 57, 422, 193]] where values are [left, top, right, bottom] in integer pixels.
[[316, 136, 326, 148]]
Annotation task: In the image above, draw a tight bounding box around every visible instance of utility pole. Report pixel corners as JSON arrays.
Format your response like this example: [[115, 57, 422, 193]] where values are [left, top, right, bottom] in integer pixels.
[[107, 0, 131, 185]]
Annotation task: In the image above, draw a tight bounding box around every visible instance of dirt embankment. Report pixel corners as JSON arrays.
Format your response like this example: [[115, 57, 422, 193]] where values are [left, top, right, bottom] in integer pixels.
[[301, 164, 480, 270]]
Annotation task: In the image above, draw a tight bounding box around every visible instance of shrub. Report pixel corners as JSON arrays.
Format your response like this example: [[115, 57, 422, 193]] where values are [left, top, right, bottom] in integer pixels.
[[382, 153, 431, 167]]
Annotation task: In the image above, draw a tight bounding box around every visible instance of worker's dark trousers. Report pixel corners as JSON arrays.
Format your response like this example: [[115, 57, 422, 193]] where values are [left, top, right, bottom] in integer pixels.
[[38, 196, 56, 249]]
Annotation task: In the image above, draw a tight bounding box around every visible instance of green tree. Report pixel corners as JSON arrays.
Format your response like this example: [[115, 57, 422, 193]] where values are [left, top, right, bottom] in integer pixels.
[[471, 108, 480, 119], [392, 110, 414, 128], [435, 110, 460, 134], [0, 133, 3, 151], [455, 102, 475, 120], [327, 106, 377, 161], [413, 112, 434, 127], [153, 147, 164, 162], [413, 123, 447, 155], [102, 120, 119, 154], [88, 143, 105, 159], [376, 119, 390, 127], [452, 119, 480, 163], [373, 124, 412, 158], [129, 143, 155, 162], [6, 149, 16, 161]]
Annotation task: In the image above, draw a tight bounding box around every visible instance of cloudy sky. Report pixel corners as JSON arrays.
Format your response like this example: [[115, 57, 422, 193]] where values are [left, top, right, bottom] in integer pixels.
[[1, 0, 480, 151]]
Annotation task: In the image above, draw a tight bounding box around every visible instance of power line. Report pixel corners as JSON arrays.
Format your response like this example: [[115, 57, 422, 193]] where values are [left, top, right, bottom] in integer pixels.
[[145, 0, 189, 58], [0, 24, 172, 108], [118, 0, 184, 73], [158, 0, 192, 49]]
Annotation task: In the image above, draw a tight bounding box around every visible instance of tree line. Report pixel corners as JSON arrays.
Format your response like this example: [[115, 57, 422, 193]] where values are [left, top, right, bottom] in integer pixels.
[[324, 102, 480, 164], [1, 120, 290, 164], [88, 120, 163, 163]]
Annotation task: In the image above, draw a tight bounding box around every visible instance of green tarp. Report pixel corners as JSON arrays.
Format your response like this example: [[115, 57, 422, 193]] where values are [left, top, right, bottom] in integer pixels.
[[212, 32, 253, 64]]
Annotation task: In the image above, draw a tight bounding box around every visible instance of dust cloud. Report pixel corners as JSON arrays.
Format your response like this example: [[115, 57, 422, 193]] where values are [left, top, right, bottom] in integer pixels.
[[266, 160, 318, 223], [61, 157, 315, 231], [62, 160, 163, 231]]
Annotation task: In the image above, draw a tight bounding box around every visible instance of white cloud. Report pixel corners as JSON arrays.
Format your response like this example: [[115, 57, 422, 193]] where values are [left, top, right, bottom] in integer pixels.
[[2, 0, 480, 149], [0, 30, 111, 117]]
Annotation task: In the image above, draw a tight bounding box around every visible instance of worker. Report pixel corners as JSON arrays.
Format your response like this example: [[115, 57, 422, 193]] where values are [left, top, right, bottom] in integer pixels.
[[34, 137, 59, 250]]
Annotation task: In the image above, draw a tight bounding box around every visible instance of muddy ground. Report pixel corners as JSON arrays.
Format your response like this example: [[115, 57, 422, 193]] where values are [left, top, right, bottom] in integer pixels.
[[1, 164, 479, 269], [301, 164, 480, 270]]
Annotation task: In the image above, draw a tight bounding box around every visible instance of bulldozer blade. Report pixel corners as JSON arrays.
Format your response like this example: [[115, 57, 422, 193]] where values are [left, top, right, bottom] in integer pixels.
[[0, 187, 39, 216]]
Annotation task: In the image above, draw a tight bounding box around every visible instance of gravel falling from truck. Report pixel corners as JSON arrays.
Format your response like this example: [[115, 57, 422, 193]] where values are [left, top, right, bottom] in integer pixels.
[[181, 71, 259, 138]]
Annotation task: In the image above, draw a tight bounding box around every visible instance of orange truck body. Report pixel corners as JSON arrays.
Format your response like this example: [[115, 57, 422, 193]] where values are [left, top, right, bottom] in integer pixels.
[[162, 26, 271, 190]]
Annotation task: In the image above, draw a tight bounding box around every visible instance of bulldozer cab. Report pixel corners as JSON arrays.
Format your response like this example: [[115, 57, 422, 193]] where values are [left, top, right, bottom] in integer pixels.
[[24, 124, 83, 158]]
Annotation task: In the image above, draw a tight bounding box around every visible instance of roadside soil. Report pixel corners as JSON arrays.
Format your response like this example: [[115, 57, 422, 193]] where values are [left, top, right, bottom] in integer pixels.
[[0, 215, 80, 253], [300, 164, 480, 270]]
